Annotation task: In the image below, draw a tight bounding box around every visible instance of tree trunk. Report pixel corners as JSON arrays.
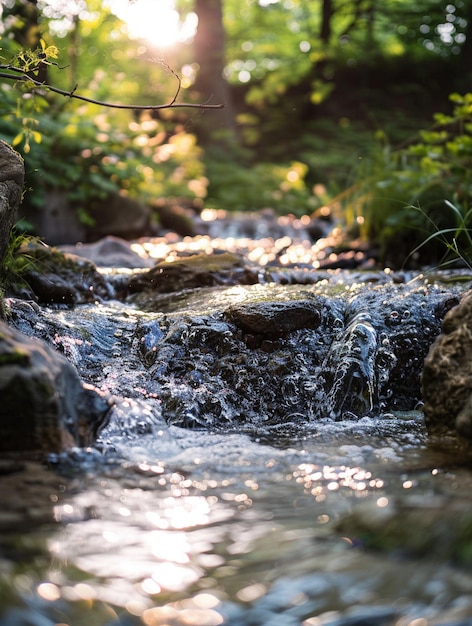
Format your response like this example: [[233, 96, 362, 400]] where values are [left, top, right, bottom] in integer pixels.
[[193, 0, 237, 145], [320, 0, 334, 44]]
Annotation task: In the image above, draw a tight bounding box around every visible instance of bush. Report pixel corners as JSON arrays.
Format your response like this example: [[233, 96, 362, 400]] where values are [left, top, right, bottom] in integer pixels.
[[339, 93, 472, 267], [0, 40, 208, 231], [204, 147, 316, 215]]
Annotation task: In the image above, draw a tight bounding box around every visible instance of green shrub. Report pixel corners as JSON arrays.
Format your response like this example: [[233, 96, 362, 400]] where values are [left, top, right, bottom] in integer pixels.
[[204, 149, 316, 215], [339, 93, 472, 267], [0, 41, 208, 229], [0, 92, 207, 227]]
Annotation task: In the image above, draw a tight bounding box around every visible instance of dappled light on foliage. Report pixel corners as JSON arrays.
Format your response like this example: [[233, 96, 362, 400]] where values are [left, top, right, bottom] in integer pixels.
[[1, 0, 472, 264]]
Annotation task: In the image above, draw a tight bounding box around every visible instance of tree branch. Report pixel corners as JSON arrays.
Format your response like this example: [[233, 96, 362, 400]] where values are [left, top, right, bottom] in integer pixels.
[[0, 64, 224, 111]]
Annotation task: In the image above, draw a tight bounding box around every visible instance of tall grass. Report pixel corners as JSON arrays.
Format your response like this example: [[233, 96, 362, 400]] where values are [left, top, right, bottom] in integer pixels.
[[334, 93, 472, 268], [405, 200, 472, 269]]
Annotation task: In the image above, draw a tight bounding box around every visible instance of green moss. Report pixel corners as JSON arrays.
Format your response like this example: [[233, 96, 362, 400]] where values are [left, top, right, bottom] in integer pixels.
[[156, 252, 243, 273], [0, 347, 31, 366]]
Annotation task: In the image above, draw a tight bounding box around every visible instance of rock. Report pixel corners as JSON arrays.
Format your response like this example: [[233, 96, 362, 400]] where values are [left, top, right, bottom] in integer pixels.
[[20, 188, 86, 246], [123, 283, 456, 427], [22, 190, 152, 245], [0, 141, 24, 264], [11, 242, 112, 304], [126, 252, 258, 295], [59, 236, 154, 269], [0, 319, 112, 452], [86, 192, 151, 241], [152, 199, 200, 237], [5, 270, 463, 432], [422, 290, 472, 437], [225, 300, 322, 336]]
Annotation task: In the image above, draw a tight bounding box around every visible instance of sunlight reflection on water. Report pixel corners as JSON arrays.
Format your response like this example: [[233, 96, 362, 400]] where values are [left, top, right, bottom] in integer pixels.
[[44, 429, 393, 620], [4, 419, 472, 625]]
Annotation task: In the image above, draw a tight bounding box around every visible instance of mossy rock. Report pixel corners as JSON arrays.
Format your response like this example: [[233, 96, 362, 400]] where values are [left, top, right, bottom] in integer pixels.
[[6, 242, 111, 304], [0, 319, 111, 452], [126, 252, 258, 295]]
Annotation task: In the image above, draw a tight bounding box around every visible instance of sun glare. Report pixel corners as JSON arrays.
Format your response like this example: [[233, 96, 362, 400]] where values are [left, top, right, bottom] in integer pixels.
[[109, 0, 197, 48]]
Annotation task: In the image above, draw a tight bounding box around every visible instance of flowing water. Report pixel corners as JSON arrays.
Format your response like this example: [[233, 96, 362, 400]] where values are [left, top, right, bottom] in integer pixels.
[[2, 417, 472, 626], [2, 234, 472, 625]]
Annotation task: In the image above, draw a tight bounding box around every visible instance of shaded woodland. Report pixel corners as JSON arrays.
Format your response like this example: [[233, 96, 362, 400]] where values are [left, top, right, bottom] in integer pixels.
[[1, 0, 472, 267]]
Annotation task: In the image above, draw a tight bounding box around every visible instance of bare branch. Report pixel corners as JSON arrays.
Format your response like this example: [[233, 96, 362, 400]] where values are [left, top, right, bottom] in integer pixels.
[[0, 64, 224, 111]]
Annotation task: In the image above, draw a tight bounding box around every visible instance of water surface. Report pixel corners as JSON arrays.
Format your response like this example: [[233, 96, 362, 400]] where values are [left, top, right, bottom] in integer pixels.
[[2, 414, 472, 626]]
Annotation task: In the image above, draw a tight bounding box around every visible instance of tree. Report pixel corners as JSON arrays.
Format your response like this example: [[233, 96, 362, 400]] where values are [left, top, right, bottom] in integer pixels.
[[192, 0, 237, 144], [0, 0, 226, 243]]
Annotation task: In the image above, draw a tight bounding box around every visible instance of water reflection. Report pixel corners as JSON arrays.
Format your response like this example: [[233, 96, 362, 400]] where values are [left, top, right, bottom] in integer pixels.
[[3, 422, 472, 625], [34, 432, 392, 622]]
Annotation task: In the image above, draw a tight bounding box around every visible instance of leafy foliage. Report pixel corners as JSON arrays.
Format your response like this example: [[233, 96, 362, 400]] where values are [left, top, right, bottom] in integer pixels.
[[1, 0, 472, 268], [0, 229, 40, 294], [204, 147, 315, 214], [338, 93, 472, 267]]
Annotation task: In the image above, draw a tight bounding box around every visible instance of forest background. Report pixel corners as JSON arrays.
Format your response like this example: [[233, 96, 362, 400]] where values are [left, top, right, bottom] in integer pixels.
[[1, 0, 472, 268]]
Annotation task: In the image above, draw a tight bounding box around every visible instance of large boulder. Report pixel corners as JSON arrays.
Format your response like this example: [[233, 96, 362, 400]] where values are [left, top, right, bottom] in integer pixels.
[[422, 289, 472, 437], [0, 319, 111, 452], [86, 192, 151, 241], [0, 141, 24, 264]]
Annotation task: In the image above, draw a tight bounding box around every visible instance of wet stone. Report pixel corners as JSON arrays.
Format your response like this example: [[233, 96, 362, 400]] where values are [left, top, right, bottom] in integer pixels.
[[125, 251, 258, 296], [0, 319, 112, 452], [225, 299, 322, 337], [7, 243, 112, 305], [4, 272, 466, 436], [422, 289, 472, 438]]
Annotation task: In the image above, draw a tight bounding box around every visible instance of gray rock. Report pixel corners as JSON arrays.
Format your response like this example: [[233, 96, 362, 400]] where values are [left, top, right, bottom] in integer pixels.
[[86, 192, 151, 241], [19, 190, 151, 246], [225, 300, 322, 336], [126, 251, 257, 296], [16, 242, 112, 304], [0, 319, 112, 452], [0, 140, 24, 264], [422, 289, 472, 437], [59, 236, 154, 268], [20, 188, 86, 246]]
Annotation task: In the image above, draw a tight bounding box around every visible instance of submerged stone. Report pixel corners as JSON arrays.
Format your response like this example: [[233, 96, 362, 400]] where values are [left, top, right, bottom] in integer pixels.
[[336, 495, 472, 566], [7, 278, 460, 436], [2, 267, 465, 448]]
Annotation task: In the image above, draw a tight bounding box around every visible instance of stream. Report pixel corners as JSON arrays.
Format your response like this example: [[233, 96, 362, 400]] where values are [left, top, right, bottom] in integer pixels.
[[2, 223, 472, 626]]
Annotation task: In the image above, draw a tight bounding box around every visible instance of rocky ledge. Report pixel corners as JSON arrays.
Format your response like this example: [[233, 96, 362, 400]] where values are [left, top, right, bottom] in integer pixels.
[[1, 240, 470, 453]]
